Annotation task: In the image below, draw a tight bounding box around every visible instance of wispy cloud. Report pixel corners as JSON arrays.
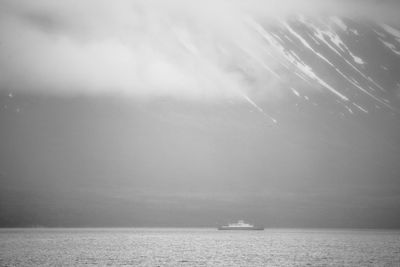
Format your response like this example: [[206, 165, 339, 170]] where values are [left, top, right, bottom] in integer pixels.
[[0, 0, 398, 101]]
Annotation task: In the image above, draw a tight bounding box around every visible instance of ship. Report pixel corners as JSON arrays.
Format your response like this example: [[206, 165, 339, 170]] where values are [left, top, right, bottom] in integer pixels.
[[218, 220, 264, 230]]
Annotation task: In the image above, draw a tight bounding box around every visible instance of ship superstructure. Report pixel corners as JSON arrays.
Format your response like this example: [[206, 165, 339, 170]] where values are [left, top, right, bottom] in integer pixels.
[[218, 220, 264, 230]]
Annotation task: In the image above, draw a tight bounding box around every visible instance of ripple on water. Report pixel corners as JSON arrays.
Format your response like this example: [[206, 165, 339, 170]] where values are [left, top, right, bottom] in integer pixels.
[[0, 228, 400, 266]]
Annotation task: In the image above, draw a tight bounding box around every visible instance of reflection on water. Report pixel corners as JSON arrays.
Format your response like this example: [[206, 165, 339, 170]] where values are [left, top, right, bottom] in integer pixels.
[[1, 228, 400, 266]]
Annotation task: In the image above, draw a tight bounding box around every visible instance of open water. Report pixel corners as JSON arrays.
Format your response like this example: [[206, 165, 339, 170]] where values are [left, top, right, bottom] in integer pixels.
[[0, 228, 399, 266]]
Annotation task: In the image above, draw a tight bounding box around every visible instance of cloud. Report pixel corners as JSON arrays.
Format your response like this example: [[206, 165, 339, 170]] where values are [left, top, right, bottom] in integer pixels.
[[0, 0, 399, 101]]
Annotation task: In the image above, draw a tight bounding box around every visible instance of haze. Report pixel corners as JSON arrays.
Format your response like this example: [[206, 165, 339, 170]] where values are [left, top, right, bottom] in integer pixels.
[[1, 0, 400, 228]]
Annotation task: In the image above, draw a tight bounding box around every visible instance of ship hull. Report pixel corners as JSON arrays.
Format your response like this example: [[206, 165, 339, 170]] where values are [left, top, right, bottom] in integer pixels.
[[218, 226, 264, 230]]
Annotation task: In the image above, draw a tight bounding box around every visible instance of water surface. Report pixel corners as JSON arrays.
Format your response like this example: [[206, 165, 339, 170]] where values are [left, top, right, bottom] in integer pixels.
[[1, 228, 399, 266]]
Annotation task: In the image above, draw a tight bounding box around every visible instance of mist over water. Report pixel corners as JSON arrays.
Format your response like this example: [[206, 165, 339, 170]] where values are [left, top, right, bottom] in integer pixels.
[[2, 1, 400, 266], [1, 0, 400, 229]]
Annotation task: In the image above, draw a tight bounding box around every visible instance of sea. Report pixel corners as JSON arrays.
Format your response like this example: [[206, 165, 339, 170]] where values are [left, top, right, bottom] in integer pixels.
[[0, 228, 399, 266]]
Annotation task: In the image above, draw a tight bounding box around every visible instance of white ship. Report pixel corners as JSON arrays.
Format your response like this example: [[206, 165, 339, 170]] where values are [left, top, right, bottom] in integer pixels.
[[218, 220, 264, 230]]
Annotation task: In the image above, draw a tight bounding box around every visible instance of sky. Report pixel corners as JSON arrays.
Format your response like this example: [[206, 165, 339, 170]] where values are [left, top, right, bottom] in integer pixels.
[[1, 0, 400, 228]]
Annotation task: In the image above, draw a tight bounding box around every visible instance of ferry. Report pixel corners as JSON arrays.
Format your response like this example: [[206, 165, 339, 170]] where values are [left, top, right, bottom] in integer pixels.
[[218, 220, 264, 230]]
